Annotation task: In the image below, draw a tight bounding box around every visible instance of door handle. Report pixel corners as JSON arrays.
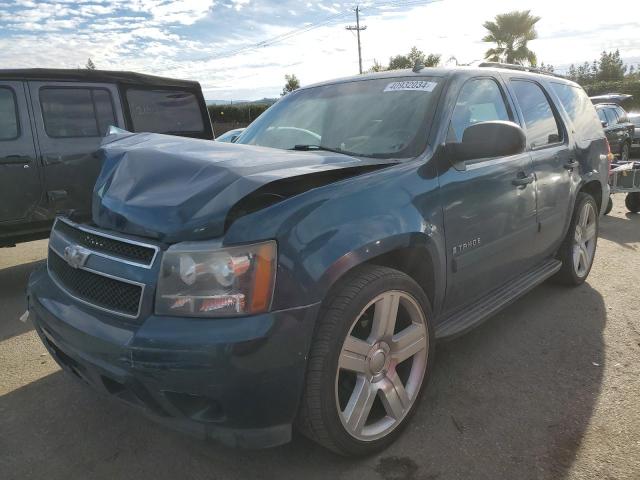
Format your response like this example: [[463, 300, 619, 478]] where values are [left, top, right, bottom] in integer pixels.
[[564, 159, 579, 170], [512, 173, 534, 187], [1, 155, 31, 165]]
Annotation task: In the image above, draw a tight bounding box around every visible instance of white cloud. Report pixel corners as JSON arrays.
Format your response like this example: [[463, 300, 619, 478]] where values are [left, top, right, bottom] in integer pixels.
[[0, 0, 639, 100], [231, 0, 250, 11]]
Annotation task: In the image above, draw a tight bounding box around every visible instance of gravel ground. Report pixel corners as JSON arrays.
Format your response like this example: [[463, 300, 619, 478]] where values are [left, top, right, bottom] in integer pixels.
[[0, 195, 638, 480]]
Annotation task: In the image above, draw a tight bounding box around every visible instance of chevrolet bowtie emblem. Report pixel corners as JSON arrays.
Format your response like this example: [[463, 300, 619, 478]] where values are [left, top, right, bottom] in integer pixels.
[[63, 244, 91, 269]]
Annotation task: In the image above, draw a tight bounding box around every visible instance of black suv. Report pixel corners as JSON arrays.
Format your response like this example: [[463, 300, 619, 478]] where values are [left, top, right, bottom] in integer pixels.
[[0, 69, 213, 247], [28, 64, 609, 456], [594, 103, 635, 161]]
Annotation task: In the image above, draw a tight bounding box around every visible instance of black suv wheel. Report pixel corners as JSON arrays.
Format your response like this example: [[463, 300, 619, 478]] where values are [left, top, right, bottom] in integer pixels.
[[626, 192, 640, 213], [604, 196, 613, 215], [297, 265, 435, 456]]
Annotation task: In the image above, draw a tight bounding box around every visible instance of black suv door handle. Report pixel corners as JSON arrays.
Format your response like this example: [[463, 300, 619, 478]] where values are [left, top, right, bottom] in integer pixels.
[[564, 160, 579, 170], [512, 173, 534, 187], [1, 155, 31, 165]]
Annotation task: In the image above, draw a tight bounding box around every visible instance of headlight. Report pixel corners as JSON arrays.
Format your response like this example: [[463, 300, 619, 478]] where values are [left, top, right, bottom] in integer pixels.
[[156, 240, 277, 317]]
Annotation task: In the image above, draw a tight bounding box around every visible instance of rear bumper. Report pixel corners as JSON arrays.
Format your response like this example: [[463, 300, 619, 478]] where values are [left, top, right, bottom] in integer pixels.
[[28, 265, 320, 448]]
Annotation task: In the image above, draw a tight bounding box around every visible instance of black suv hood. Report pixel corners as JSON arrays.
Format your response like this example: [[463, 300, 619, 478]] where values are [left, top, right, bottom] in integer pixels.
[[93, 133, 392, 242]]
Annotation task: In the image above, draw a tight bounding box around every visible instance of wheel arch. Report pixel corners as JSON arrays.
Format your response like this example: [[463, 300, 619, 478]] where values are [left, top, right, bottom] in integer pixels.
[[317, 232, 446, 317], [579, 179, 603, 212]]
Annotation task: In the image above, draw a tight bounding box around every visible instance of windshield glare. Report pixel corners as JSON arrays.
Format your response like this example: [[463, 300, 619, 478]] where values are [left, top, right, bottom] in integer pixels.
[[237, 77, 441, 159]]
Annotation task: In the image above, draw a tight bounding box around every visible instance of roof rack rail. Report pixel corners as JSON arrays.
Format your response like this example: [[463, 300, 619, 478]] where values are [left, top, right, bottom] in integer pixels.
[[478, 62, 567, 79]]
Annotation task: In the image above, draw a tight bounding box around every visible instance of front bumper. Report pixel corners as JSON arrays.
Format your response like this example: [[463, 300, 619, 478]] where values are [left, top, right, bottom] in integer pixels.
[[28, 265, 320, 448]]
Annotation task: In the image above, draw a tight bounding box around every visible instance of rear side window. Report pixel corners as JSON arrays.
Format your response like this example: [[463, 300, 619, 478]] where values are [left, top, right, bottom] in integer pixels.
[[0, 88, 19, 141], [126, 89, 204, 134], [511, 80, 562, 148], [449, 78, 510, 142], [40, 88, 116, 138], [550, 82, 603, 140], [603, 108, 618, 125]]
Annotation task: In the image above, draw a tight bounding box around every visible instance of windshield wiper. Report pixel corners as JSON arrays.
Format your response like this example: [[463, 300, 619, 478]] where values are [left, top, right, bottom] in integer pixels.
[[289, 144, 390, 159], [290, 144, 352, 155]]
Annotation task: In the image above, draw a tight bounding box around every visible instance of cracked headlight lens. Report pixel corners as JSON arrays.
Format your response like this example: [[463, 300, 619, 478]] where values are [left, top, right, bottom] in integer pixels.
[[156, 240, 276, 317]]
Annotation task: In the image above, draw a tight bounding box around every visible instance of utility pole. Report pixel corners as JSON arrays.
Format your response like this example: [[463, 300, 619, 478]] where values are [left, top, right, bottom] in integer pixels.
[[346, 5, 367, 74]]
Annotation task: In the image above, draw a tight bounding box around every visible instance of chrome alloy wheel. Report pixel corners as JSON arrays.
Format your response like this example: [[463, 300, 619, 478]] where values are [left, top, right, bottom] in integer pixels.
[[335, 291, 428, 441], [573, 201, 597, 278]]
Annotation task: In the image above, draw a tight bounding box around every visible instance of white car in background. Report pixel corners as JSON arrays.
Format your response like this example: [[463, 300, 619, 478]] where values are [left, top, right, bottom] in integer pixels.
[[215, 128, 245, 143]]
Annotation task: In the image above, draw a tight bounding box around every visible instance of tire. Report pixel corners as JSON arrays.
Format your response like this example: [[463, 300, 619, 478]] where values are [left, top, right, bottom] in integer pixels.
[[604, 196, 613, 215], [296, 265, 435, 456], [621, 142, 630, 162], [626, 192, 640, 213], [554, 192, 599, 285]]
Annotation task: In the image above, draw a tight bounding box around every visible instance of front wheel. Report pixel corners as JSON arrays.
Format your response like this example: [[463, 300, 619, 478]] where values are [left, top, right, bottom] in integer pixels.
[[297, 266, 435, 456], [554, 192, 599, 285], [626, 192, 640, 213]]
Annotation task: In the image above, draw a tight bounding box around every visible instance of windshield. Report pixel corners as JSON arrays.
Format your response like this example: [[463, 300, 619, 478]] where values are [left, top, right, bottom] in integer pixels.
[[237, 77, 441, 159]]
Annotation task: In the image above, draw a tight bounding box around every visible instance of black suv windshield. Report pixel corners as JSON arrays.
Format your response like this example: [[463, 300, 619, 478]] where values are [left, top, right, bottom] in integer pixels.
[[237, 77, 441, 159]]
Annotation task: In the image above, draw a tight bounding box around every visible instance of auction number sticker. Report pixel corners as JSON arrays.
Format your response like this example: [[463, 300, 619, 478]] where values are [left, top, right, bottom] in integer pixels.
[[384, 80, 437, 92]]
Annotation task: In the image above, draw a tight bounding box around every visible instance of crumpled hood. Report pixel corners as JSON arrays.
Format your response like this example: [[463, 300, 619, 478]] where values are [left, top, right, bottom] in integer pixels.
[[93, 133, 390, 242]]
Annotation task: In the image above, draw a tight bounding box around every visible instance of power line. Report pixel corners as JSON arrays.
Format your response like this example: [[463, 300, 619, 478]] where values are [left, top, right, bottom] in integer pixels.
[[200, 0, 442, 63], [202, 11, 351, 62], [346, 5, 367, 74]]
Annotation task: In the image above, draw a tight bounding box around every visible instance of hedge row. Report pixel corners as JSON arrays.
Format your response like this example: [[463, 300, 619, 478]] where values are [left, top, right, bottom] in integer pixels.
[[582, 80, 640, 111], [207, 104, 270, 123]]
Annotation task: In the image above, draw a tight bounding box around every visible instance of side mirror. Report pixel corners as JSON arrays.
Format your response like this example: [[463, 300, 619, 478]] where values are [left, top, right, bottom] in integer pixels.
[[601, 121, 608, 128], [446, 121, 526, 166], [230, 135, 240, 143]]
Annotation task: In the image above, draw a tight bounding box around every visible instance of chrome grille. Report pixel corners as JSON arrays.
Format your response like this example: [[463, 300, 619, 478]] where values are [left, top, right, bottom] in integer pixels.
[[55, 219, 157, 267], [48, 249, 144, 318]]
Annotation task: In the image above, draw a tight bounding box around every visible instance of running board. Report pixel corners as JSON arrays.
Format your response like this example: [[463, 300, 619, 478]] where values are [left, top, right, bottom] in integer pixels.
[[435, 258, 562, 339]]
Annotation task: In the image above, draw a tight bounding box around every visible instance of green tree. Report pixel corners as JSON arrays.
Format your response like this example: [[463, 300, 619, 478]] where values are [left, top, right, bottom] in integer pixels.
[[281, 74, 300, 96], [85, 58, 96, 70], [597, 49, 626, 81], [482, 10, 541, 66], [368, 59, 386, 73], [387, 47, 440, 70], [538, 62, 554, 73]]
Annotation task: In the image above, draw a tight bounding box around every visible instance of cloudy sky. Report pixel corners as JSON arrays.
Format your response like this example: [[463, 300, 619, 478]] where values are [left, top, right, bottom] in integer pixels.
[[1, 0, 639, 100]]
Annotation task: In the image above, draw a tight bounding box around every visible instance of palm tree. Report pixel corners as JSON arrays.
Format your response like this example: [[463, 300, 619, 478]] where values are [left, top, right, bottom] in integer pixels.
[[482, 10, 540, 66]]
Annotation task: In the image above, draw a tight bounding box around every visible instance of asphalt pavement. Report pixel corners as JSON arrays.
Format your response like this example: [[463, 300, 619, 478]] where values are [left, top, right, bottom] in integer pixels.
[[0, 195, 639, 480]]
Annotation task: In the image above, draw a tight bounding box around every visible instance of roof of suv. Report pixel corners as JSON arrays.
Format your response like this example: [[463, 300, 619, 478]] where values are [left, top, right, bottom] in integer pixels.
[[0, 68, 201, 89], [301, 65, 578, 91]]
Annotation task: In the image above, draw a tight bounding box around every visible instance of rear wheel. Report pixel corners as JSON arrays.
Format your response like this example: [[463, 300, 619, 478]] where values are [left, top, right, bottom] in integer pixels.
[[554, 192, 598, 285], [297, 265, 434, 456], [626, 192, 640, 213]]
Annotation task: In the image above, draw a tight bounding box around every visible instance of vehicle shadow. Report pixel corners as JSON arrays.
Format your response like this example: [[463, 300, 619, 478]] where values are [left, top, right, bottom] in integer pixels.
[[599, 209, 640, 250], [0, 282, 606, 480], [0, 260, 43, 341]]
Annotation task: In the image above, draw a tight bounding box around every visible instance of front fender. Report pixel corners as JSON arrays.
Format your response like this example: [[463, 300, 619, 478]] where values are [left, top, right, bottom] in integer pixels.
[[224, 160, 445, 312]]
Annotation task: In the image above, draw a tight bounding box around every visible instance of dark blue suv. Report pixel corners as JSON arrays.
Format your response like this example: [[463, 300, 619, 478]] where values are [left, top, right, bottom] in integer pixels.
[[27, 65, 610, 456]]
